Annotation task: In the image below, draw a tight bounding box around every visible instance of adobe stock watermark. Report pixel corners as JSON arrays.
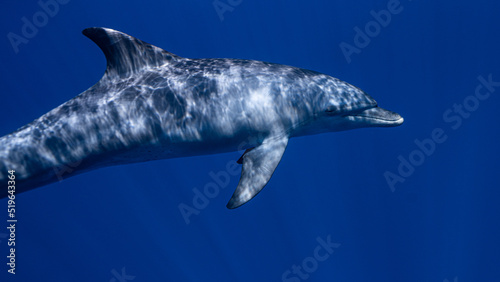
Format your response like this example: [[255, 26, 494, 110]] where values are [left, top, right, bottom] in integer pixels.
[[178, 161, 240, 224], [7, 0, 71, 54], [385, 74, 500, 192], [213, 0, 243, 22], [109, 267, 135, 282], [339, 0, 412, 64], [282, 235, 340, 282], [444, 277, 458, 282], [53, 159, 83, 182]]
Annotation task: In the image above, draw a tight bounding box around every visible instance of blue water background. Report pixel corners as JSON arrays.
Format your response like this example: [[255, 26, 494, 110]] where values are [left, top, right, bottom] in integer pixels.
[[1, 0, 499, 281]]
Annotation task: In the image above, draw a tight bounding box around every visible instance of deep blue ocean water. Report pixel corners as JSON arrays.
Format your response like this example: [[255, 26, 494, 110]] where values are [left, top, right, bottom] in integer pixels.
[[1, 1, 499, 281]]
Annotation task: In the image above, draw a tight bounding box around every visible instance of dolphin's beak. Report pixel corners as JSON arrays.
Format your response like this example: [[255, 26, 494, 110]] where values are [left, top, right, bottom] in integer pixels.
[[348, 106, 404, 127]]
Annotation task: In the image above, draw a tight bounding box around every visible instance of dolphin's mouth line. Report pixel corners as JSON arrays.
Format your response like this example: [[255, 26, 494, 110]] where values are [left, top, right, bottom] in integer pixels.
[[347, 113, 402, 122], [341, 106, 404, 126]]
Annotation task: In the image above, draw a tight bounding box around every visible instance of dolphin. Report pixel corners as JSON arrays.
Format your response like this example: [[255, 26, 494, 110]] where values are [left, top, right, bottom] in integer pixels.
[[0, 27, 403, 208]]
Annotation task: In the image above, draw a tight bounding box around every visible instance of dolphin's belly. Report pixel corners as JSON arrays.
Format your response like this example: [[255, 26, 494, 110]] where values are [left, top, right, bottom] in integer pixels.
[[101, 127, 265, 166]]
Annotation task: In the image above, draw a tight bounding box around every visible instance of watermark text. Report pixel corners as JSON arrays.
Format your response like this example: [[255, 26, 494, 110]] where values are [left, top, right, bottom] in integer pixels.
[[7, 0, 71, 54], [282, 235, 340, 282], [385, 74, 499, 191]]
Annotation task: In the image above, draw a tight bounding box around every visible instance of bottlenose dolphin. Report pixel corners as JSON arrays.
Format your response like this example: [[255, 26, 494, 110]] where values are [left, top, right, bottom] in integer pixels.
[[0, 28, 403, 208]]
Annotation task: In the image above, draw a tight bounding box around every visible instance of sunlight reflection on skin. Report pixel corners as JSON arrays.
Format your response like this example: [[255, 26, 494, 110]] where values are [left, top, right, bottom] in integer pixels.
[[0, 28, 402, 200]]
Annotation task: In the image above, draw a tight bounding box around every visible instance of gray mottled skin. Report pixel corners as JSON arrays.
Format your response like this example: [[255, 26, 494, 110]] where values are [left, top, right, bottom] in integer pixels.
[[0, 28, 403, 208]]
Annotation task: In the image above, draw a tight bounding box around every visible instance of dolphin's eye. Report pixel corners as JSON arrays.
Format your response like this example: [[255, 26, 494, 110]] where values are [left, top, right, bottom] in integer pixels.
[[325, 107, 338, 114]]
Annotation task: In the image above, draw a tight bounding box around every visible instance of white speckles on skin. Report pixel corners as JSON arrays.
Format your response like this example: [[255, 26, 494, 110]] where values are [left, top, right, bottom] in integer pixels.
[[245, 86, 279, 131], [0, 28, 402, 197]]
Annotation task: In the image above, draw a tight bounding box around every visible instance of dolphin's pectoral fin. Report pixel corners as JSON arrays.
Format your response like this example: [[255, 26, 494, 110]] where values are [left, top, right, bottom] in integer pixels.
[[227, 136, 289, 209]]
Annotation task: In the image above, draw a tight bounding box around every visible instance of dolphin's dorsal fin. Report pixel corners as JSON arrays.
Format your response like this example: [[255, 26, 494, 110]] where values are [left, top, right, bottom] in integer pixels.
[[227, 136, 289, 209], [82, 27, 181, 78]]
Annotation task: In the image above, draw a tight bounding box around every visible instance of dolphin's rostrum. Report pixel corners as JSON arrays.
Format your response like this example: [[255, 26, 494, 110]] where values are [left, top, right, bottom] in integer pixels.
[[0, 28, 403, 208]]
